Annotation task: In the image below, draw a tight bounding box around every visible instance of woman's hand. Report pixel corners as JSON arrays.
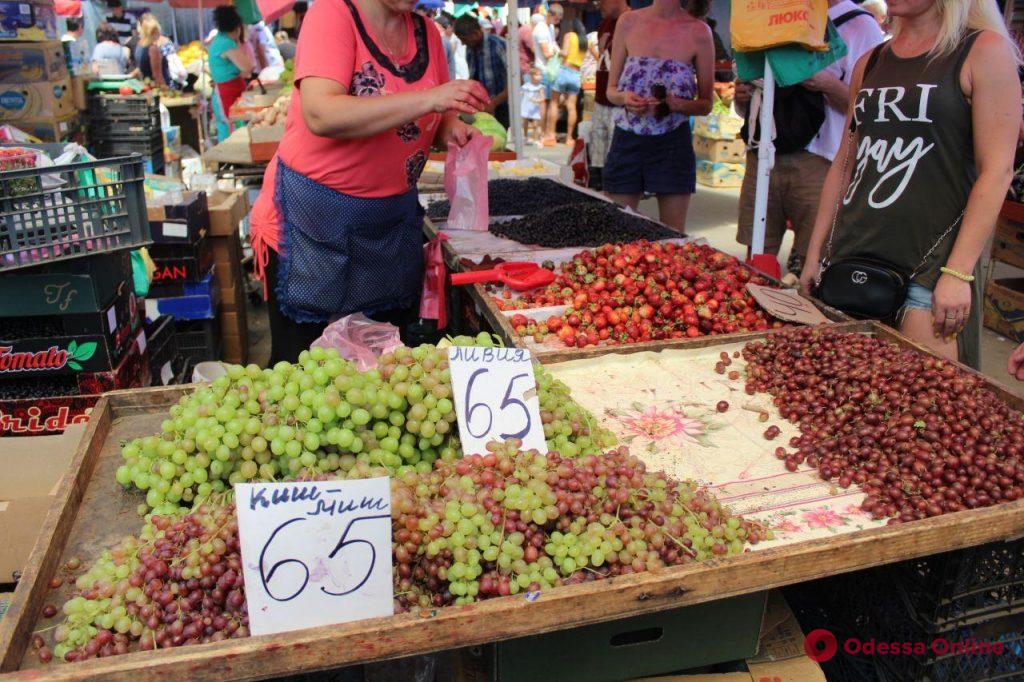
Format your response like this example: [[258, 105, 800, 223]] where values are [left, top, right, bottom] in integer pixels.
[[622, 91, 652, 115], [798, 260, 821, 297], [430, 80, 489, 115], [440, 117, 479, 148], [1008, 343, 1024, 381], [931, 273, 972, 338]]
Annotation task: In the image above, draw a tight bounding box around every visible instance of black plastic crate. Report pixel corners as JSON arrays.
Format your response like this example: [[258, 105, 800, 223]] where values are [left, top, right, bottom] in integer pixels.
[[175, 317, 220, 364], [0, 148, 149, 272], [93, 116, 161, 140], [88, 92, 160, 121], [94, 144, 164, 175], [94, 133, 162, 155], [146, 315, 180, 385], [894, 540, 1024, 631]]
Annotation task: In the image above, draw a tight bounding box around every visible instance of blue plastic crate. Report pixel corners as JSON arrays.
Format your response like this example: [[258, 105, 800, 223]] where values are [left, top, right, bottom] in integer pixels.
[[144, 271, 218, 320]]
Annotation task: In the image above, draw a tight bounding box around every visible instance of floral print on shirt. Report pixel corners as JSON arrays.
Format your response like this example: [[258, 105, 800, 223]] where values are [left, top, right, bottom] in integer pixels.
[[614, 56, 697, 136]]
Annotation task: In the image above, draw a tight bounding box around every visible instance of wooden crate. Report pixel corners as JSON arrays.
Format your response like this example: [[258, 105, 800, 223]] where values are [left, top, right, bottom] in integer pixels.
[[2, 322, 1024, 679]]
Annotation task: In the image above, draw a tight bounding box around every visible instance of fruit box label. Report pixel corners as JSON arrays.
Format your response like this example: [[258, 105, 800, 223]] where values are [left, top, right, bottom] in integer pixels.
[[0, 397, 95, 437], [0, 335, 114, 376]]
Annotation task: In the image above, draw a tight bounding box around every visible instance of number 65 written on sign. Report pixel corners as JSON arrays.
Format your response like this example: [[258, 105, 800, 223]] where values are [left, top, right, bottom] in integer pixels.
[[465, 369, 532, 440], [259, 514, 390, 602]]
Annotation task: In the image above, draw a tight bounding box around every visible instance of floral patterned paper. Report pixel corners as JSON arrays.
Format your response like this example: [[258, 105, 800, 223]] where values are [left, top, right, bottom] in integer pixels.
[[546, 345, 887, 549]]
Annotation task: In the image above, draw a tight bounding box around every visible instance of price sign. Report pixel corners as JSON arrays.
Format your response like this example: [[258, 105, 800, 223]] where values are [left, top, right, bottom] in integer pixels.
[[447, 346, 547, 455], [235, 478, 393, 636], [745, 283, 830, 325]]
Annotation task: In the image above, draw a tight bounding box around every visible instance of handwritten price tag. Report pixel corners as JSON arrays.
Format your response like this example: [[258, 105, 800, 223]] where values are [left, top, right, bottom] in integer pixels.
[[235, 478, 393, 636], [447, 346, 547, 455], [745, 283, 830, 325]]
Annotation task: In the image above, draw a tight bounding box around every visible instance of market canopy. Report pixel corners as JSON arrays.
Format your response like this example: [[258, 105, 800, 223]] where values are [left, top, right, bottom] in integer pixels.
[[54, 0, 82, 17]]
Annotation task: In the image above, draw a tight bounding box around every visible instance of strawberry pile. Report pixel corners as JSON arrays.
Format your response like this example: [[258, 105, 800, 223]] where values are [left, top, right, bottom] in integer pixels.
[[494, 241, 785, 348]]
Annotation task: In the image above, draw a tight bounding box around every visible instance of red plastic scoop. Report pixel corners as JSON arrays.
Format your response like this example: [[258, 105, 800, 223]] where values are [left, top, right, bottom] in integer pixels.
[[450, 262, 556, 292]]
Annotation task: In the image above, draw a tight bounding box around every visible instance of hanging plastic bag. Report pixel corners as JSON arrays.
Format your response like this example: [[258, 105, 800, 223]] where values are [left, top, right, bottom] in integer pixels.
[[444, 134, 492, 231], [731, 0, 829, 53], [311, 313, 405, 371], [419, 233, 449, 330]]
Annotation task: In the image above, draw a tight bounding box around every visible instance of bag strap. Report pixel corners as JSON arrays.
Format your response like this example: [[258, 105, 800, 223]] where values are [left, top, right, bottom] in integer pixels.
[[819, 43, 964, 283], [833, 9, 872, 29]]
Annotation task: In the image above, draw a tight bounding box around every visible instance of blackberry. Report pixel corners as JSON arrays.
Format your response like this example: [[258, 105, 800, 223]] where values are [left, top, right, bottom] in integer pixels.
[[426, 178, 602, 220], [489, 202, 677, 248]]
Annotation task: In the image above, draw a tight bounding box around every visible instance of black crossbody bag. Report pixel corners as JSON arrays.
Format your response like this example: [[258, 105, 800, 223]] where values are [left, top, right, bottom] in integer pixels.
[[813, 46, 964, 320]]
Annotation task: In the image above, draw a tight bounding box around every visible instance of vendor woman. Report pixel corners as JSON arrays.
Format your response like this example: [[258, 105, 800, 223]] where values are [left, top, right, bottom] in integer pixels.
[[209, 5, 255, 137], [250, 0, 489, 363]]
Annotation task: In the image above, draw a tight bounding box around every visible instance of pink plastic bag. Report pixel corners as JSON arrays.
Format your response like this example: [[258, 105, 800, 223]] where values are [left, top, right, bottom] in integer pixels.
[[444, 135, 492, 231], [311, 313, 405, 371], [419, 233, 448, 329]]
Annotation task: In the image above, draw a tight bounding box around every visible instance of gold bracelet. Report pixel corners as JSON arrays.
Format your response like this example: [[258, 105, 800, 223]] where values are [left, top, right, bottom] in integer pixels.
[[940, 266, 975, 282]]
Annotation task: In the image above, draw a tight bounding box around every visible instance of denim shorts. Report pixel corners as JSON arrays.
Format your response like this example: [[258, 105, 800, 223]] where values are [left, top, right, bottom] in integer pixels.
[[903, 283, 933, 311], [603, 123, 696, 195], [552, 66, 581, 95]]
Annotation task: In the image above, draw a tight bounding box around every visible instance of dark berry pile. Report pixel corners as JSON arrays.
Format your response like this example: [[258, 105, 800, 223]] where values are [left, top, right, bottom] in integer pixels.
[[743, 327, 1024, 523], [426, 178, 603, 220], [0, 316, 65, 341], [490, 202, 677, 248], [0, 376, 80, 400]]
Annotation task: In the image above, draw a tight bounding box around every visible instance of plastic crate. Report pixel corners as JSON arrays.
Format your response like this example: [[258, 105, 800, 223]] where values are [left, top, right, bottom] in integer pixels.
[[0, 148, 149, 272], [175, 317, 220, 364], [94, 134, 162, 156], [145, 314, 181, 385], [93, 116, 161, 139], [894, 540, 1024, 631], [94, 143, 164, 176], [88, 92, 160, 120]]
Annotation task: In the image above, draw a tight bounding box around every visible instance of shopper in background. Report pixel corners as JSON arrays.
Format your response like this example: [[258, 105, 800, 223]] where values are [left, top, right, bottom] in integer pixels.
[[521, 66, 546, 144], [209, 5, 254, 137], [105, 0, 136, 45], [135, 14, 169, 88], [62, 18, 89, 75], [454, 14, 509, 127], [548, 18, 588, 146], [275, 30, 297, 60], [603, 0, 713, 233], [248, 0, 488, 363], [91, 22, 130, 75], [589, 0, 629, 189], [248, 20, 286, 79], [800, 0, 1021, 368], [735, 0, 884, 276], [533, 4, 564, 145], [860, 0, 889, 26], [517, 16, 535, 78]]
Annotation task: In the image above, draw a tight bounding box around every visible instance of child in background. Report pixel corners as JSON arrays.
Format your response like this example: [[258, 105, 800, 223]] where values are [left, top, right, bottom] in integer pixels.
[[520, 67, 545, 146]]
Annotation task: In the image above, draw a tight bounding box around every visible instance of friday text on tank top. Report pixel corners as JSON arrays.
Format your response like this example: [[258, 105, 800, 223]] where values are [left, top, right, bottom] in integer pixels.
[[832, 33, 981, 291]]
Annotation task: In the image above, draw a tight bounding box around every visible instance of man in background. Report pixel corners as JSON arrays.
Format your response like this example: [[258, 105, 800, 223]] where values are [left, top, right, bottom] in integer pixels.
[[735, 0, 884, 277], [588, 0, 628, 189], [105, 0, 136, 45], [455, 15, 509, 128], [517, 14, 535, 80], [62, 18, 90, 75]]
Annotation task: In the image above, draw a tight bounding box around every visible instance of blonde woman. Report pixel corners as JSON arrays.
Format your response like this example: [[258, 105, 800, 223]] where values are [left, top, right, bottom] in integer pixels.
[[135, 14, 168, 87], [800, 0, 1021, 368]]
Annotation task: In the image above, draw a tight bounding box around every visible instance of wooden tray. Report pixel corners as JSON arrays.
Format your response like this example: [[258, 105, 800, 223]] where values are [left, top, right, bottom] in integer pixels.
[[3, 323, 1024, 680]]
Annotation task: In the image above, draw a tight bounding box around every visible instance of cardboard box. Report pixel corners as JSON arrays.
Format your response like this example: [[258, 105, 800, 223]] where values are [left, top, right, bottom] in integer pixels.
[[693, 136, 746, 165], [147, 191, 209, 244], [207, 189, 248, 237], [249, 123, 284, 162], [696, 160, 745, 189], [693, 110, 743, 141], [11, 111, 78, 141], [0, 76, 73, 120], [983, 277, 1024, 342], [0, 252, 131, 316], [0, 40, 66, 82], [453, 592, 767, 681], [0, 423, 84, 582], [70, 74, 88, 110], [145, 271, 219, 320], [0, 0, 57, 42], [992, 215, 1024, 270]]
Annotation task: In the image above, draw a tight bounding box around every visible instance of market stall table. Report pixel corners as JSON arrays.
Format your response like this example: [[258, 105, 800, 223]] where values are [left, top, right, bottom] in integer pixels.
[[161, 93, 202, 155], [3, 322, 1024, 679]]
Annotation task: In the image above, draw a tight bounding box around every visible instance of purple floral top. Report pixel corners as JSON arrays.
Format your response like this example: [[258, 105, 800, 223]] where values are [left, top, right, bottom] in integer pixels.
[[614, 56, 697, 136]]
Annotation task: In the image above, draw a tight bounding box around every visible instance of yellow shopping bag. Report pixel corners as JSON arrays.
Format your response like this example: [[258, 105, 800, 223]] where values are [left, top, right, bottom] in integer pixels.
[[731, 0, 830, 52]]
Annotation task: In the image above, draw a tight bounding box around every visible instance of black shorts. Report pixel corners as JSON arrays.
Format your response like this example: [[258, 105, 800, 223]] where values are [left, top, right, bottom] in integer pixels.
[[603, 123, 697, 196]]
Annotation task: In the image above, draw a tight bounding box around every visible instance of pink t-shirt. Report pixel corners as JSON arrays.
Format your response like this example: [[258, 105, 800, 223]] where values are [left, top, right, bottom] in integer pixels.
[[278, 0, 448, 196], [250, 0, 449, 275]]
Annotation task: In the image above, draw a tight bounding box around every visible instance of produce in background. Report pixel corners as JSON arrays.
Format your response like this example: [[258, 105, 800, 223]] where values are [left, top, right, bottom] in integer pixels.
[[469, 112, 506, 151], [489, 202, 677, 248], [42, 442, 765, 664], [742, 327, 1024, 521], [425, 177, 603, 221], [116, 335, 615, 514], [249, 93, 291, 128], [498, 241, 781, 346]]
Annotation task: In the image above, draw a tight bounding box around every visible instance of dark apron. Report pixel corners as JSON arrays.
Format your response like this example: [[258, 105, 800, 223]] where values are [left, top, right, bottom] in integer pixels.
[[274, 159, 424, 323]]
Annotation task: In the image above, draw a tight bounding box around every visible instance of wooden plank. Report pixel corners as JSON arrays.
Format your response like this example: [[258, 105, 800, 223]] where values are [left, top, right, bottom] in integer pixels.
[[4, 323, 1024, 679]]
